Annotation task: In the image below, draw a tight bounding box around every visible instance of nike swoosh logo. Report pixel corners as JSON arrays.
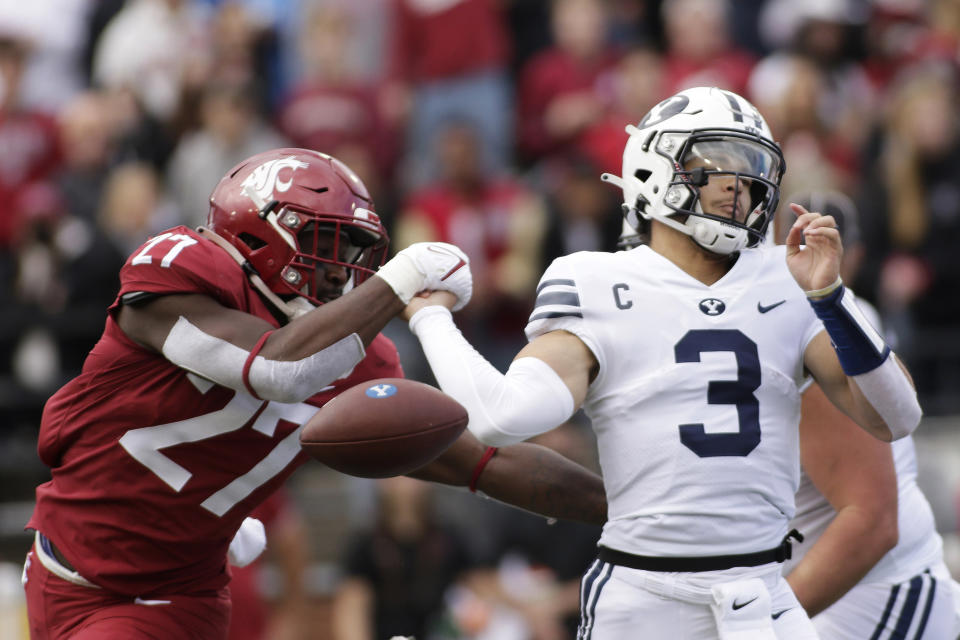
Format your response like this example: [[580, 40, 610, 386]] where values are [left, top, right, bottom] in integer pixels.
[[732, 596, 758, 610], [426, 245, 468, 281], [757, 300, 786, 314], [440, 258, 466, 281], [134, 597, 172, 606], [771, 609, 791, 620]]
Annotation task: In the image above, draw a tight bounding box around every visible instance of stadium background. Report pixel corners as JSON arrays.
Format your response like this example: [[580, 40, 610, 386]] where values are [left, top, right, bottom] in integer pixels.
[[0, 0, 958, 637]]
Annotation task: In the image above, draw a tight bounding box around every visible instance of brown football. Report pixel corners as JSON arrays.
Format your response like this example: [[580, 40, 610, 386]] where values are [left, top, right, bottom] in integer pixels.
[[300, 378, 468, 478]]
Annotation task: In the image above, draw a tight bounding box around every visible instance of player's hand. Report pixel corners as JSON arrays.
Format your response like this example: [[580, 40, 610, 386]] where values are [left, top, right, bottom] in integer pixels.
[[784, 203, 842, 293], [376, 242, 473, 311], [412, 242, 472, 310], [402, 290, 458, 321]]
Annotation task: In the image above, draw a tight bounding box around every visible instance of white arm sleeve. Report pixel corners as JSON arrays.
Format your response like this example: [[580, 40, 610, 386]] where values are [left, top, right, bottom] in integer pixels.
[[846, 295, 921, 440], [408, 306, 575, 446], [852, 356, 922, 440], [161, 316, 364, 403]]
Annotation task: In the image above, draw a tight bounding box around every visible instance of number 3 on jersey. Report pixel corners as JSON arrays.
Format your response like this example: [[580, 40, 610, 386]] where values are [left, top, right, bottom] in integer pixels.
[[674, 329, 761, 457]]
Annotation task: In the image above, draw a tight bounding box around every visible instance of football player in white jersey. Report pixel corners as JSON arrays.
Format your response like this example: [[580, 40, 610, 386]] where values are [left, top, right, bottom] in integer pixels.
[[400, 87, 923, 639], [771, 191, 960, 639]]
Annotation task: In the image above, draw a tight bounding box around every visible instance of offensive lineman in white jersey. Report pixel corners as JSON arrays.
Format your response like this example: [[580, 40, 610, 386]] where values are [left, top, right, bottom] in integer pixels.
[[771, 192, 960, 638], [400, 87, 923, 638]]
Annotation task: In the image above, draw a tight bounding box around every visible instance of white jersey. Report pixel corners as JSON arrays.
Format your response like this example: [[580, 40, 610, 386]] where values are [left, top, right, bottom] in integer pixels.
[[526, 244, 823, 557]]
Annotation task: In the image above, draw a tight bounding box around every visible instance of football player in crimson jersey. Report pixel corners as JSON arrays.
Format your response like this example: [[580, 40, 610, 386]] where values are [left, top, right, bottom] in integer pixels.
[[22, 148, 607, 640]]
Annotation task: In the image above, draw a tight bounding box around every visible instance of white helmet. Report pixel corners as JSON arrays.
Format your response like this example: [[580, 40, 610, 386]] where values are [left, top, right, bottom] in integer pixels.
[[603, 86, 785, 255]]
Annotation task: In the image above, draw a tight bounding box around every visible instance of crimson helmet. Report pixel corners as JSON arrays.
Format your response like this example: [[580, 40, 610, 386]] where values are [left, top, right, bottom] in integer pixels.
[[207, 148, 388, 306]]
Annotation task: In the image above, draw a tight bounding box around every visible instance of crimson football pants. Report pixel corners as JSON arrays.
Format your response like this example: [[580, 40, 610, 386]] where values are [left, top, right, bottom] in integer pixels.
[[23, 544, 231, 639]]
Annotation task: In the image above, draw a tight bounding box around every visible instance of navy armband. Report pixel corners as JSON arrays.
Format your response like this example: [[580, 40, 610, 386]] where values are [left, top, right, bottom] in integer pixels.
[[808, 285, 890, 376]]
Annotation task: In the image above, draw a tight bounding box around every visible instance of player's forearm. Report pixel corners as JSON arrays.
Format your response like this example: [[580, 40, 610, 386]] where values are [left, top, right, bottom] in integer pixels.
[[153, 281, 403, 403], [408, 431, 487, 486], [808, 286, 921, 441], [477, 442, 607, 525], [786, 506, 897, 616], [409, 433, 607, 524], [408, 306, 574, 446], [269, 277, 404, 358], [845, 354, 920, 442]]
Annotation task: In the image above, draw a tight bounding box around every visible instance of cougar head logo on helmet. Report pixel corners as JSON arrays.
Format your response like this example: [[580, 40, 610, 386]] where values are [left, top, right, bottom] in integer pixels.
[[207, 148, 388, 307], [602, 86, 785, 255]]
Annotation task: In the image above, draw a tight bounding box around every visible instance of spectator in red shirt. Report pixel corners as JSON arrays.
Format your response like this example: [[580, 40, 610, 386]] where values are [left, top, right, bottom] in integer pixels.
[[516, 0, 621, 166], [0, 33, 60, 249], [277, 5, 398, 188], [576, 44, 667, 176], [385, 0, 512, 189]]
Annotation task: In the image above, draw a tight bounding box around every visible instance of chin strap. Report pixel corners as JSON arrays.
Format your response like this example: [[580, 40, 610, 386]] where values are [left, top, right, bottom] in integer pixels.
[[197, 227, 301, 321]]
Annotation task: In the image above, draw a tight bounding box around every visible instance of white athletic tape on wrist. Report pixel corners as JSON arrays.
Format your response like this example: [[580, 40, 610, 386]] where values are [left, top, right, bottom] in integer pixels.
[[853, 356, 922, 440], [409, 305, 574, 446], [161, 316, 364, 403], [377, 243, 472, 311], [374, 253, 422, 304]]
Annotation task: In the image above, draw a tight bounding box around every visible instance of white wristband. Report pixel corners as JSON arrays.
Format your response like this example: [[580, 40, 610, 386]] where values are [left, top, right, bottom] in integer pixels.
[[805, 275, 843, 298], [375, 254, 423, 304]]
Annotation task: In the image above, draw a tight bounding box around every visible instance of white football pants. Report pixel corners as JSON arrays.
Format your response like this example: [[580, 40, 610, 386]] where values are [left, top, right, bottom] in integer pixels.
[[811, 562, 960, 639], [577, 559, 820, 639]]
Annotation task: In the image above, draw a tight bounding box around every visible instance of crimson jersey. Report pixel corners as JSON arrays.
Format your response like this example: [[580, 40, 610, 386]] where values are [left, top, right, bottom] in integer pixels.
[[27, 226, 402, 597]]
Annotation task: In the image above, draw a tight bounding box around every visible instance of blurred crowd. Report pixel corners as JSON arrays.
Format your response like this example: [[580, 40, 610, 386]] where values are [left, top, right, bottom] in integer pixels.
[[1, 0, 959, 638], [2, 0, 960, 419]]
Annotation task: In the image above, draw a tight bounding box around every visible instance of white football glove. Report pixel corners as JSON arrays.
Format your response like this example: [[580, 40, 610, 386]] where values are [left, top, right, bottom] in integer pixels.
[[228, 517, 267, 568], [375, 242, 473, 311]]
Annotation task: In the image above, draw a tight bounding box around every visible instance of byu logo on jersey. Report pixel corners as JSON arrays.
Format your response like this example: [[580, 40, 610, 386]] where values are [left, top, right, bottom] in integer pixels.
[[365, 383, 397, 398], [699, 298, 726, 315], [241, 156, 309, 209]]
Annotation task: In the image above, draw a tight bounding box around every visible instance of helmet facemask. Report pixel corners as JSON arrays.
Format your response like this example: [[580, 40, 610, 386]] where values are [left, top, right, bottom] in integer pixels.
[[661, 132, 783, 254], [266, 204, 388, 305], [603, 87, 785, 256]]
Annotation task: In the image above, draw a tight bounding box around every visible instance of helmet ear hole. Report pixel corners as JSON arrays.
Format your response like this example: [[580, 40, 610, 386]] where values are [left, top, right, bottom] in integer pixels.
[[238, 232, 267, 250], [634, 168, 652, 182]]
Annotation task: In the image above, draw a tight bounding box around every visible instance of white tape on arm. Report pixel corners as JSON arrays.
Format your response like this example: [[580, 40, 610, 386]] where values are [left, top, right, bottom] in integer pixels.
[[374, 252, 422, 304], [852, 356, 922, 440], [409, 306, 575, 446], [161, 317, 364, 403]]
